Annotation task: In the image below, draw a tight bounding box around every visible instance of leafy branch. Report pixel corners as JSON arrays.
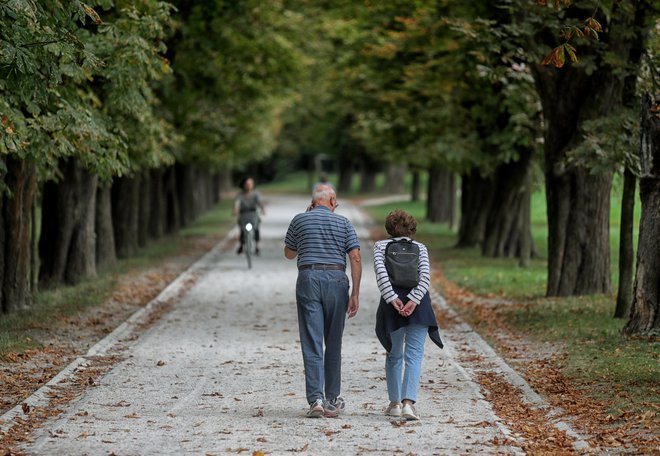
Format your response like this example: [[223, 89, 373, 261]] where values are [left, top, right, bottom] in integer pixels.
[[539, 1, 602, 68]]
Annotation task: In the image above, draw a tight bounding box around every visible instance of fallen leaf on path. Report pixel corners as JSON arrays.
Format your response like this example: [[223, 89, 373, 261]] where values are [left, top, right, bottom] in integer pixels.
[[288, 443, 309, 452], [124, 413, 140, 419]]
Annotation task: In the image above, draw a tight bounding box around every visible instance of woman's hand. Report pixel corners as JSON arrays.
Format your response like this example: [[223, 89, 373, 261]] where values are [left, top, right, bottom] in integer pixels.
[[390, 298, 404, 312], [399, 300, 417, 317]]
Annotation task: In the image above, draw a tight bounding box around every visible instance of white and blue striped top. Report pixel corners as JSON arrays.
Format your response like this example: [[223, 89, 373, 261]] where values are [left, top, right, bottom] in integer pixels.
[[373, 237, 431, 305], [285, 206, 360, 268]]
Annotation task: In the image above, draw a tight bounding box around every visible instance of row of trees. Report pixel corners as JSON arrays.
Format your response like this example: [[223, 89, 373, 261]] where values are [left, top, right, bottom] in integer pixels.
[[0, 1, 302, 313], [274, 1, 660, 333], [1, 1, 658, 334]]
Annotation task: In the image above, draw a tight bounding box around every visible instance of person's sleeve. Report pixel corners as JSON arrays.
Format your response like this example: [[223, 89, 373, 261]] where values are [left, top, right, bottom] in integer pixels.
[[407, 242, 431, 305], [373, 241, 397, 303], [345, 220, 360, 253], [284, 217, 298, 251]]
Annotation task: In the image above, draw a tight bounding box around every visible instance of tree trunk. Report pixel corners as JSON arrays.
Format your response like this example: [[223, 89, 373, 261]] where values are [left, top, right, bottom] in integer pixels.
[[212, 173, 222, 204], [531, 1, 648, 297], [482, 148, 535, 265], [1, 156, 37, 312], [111, 174, 140, 258], [65, 171, 97, 284], [219, 168, 233, 194], [411, 170, 421, 202], [457, 169, 494, 248], [39, 159, 97, 288], [176, 163, 195, 227], [624, 93, 660, 334], [614, 168, 636, 318], [359, 160, 378, 194], [384, 163, 406, 194], [545, 168, 612, 296], [164, 165, 180, 234], [427, 164, 455, 225], [138, 170, 151, 247], [95, 183, 117, 272], [149, 168, 166, 239], [534, 71, 615, 296], [0, 169, 4, 313]]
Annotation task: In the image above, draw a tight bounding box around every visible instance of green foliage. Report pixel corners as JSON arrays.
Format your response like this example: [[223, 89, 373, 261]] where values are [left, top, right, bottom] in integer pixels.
[[0, 0, 176, 182], [161, 0, 303, 170]]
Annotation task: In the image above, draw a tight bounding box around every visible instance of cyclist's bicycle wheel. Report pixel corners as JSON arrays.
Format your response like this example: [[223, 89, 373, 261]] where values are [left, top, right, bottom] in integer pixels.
[[244, 223, 254, 269]]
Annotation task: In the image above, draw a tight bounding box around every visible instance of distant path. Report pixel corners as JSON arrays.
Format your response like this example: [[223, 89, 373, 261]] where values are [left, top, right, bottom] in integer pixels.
[[9, 195, 524, 455]]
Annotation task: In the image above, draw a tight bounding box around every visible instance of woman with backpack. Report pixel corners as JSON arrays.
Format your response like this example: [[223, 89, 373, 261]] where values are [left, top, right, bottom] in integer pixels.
[[373, 209, 443, 421]]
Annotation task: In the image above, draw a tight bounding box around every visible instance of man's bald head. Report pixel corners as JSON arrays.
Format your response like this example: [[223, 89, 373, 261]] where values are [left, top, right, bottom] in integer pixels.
[[312, 184, 336, 203]]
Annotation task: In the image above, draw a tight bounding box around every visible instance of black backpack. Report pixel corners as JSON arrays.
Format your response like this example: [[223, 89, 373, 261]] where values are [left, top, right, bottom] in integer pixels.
[[384, 239, 420, 288]]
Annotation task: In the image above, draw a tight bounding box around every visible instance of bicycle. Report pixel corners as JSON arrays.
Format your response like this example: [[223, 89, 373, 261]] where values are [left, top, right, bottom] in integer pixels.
[[239, 213, 258, 269]]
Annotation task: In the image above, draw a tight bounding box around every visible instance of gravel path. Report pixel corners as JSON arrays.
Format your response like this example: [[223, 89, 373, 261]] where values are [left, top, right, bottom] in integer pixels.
[[11, 195, 524, 455]]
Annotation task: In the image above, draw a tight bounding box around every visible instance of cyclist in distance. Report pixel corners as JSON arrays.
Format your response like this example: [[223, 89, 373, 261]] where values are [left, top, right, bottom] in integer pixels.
[[233, 177, 265, 255]]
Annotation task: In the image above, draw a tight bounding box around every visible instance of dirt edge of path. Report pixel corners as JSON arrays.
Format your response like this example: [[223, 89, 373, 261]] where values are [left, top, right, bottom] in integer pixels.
[[435, 270, 659, 455]]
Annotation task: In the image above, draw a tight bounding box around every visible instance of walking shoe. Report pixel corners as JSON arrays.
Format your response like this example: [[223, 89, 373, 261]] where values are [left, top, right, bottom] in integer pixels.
[[323, 396, 345, 416], [236, 245, 243, 254], [401, 403, 419, 421], [385, 402, 402, 417], [306, 399, 324, 418], [255, 247, 260, 256]]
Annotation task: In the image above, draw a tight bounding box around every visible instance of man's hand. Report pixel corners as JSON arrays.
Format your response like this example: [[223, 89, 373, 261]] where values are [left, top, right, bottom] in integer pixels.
[[347, 295, 359, 318]]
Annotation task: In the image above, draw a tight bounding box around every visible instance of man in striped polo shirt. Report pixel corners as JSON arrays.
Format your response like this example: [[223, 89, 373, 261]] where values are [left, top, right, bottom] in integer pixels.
[[284, 184, 361, 418]]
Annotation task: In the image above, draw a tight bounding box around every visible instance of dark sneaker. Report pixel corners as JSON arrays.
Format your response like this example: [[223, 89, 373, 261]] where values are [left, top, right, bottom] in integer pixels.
[[323, 396, 345, 416], [255, 247, 260, 256], [236, 245, 243, 254], [306, 399, 324, 418]]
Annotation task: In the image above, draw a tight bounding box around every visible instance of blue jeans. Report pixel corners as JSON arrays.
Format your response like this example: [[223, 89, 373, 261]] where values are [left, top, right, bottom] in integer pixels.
[[296, 269, 349, 404], [385, 324, 427, 403]]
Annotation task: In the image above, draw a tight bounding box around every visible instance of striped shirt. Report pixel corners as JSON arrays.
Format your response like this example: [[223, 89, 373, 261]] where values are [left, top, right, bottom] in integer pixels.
[[285, 206, 360, 268], [373, 237, 431, 305]]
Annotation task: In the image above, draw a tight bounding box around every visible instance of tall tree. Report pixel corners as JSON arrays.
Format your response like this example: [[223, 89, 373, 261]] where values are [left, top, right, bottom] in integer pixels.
[[505, 0, 658, 295], [624, 93, 660, 334]]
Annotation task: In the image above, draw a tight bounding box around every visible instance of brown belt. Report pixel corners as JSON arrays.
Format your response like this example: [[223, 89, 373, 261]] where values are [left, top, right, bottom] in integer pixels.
[[298, 264, 345, 271]]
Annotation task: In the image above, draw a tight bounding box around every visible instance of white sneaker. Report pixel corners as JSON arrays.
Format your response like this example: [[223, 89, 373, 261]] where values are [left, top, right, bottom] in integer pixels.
[[385, 402, 402, 417], [401, 403, 419, 421], [306, 399, 324, 418]]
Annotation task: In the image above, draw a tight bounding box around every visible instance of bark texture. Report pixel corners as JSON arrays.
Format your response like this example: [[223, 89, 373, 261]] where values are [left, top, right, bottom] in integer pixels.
[[427, 165, 455, 226], [138, 170, 152, 247], [384, 163, 406, 194], [95, 183, 117, 272], [149, 168, 166, 240], [481, 149, 534, 266], [176, 163, 195, 227], [624, 94, 660, 334], [112, 174, 140, 258], [39, 159, 97, 288], [457, 170, 494, 248], [614, 169, 636, 318], [411, 170, 421, 202], [1, 156, 37, 312]]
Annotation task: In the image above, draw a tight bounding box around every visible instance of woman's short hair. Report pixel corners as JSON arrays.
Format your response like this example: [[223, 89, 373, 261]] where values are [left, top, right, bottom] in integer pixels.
[[385, 210, 417, 237]]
